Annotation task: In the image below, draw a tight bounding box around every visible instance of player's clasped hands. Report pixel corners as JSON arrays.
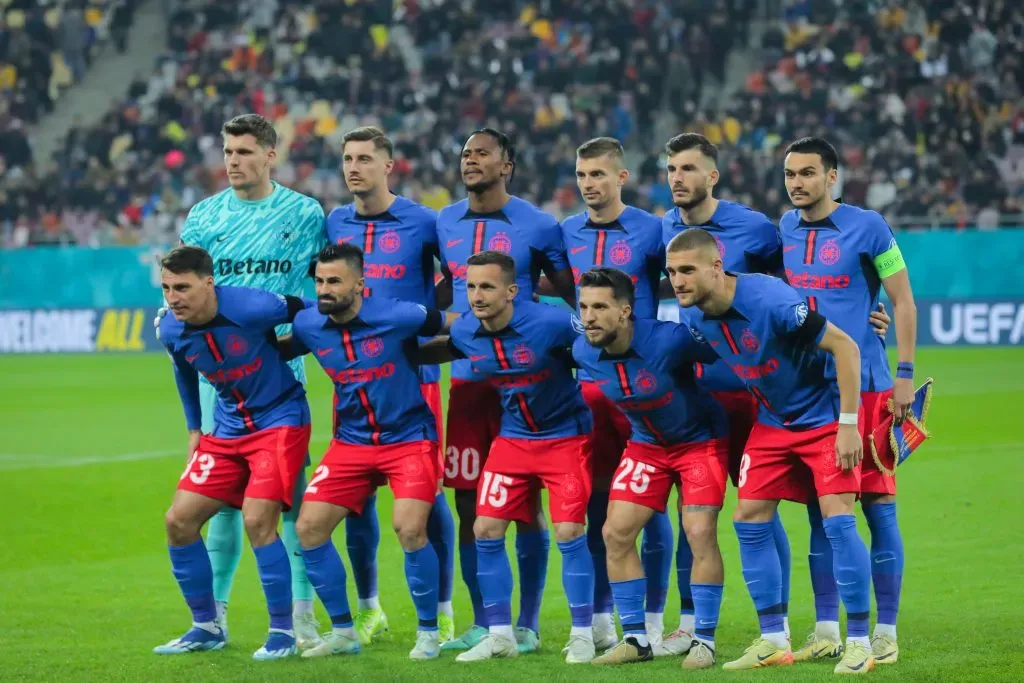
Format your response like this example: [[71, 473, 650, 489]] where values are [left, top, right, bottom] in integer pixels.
[[835, 424, 863, 470]]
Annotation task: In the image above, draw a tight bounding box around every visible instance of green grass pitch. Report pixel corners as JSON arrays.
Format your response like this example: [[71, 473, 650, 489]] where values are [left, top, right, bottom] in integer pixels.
[[1, 348, 1022, 682]]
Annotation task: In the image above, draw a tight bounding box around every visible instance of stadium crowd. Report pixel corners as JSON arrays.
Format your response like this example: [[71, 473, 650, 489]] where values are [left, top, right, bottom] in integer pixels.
[[1, 0, 1022, 248]]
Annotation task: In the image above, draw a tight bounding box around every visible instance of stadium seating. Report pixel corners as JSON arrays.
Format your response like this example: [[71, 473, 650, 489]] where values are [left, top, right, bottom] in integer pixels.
[[1, 0, 1022, 247]]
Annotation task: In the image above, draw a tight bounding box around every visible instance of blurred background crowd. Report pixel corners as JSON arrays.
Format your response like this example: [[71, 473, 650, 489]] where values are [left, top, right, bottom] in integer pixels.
[[2, 0, 1022, 248]]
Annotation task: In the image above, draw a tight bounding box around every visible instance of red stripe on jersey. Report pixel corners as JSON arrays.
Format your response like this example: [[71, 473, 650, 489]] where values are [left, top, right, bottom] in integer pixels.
[[515, 393, 541, 432], [750, 386, 772, 410], [363, 222, 376, 254], [594, 230, 607, 266], [473, 221, 486, 254], [719, 322, 741, 355], [492, 338, 512, 370], [231, 388, 257, 432], [695, 362, 704, 378], [803, 229, 817, 265], [614, 361, 633, 397], [807, 295, 818, 312], [363, 286, 372, 298], [357, 387, 382, 445], [341, 329, 357, 362], [204, 332, 224, 363], [641, 415, 668, 446]]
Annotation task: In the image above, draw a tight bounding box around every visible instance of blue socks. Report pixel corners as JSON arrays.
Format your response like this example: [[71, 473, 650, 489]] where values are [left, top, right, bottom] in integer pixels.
[[427, 492, 456, 605], [692, 583, 724, 645], [557, 535, 595, 628], [642, 512, 673, 616], [476, 538, 513, 628], [587, 492, 614, 616], [281, 467, 314, 602], [301, 540, 353, 628], [734, 521, 785, 636], [771, 510, 791, 624], [405, 543, 440, 631], [515, 529, 549, 633], [252, 537, 293, 631], [822, 514, 872, 639], [864, 502, 903, 629], [169, 539, 217, 624], [807, 502, 840, 623], [611, 577, 646, 637], [460, 541, 486, 627], [345, 492, 380, 603], [676, 509, 695, 630]]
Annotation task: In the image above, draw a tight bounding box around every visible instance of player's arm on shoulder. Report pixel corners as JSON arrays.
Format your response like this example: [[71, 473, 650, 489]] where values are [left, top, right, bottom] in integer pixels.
[[435, 260, 454, 309], [248, 289, 309, 327], [537, 219, 577, 307], [166, 344, 202, 433], [274, 321, 312, 362]]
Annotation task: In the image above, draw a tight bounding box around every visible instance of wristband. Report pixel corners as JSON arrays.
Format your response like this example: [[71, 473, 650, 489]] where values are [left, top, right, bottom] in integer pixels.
[[896, 362, 914, 379], [838, 412, 858, 426]]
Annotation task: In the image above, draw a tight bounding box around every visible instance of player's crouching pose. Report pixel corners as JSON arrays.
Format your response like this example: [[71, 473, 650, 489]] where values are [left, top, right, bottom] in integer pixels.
[[278, 243, 456, 661], [572, 268, 729, 669], [155, 246, 312, 660], [421, 251, 597, 664], [667, 229, 876, 675]]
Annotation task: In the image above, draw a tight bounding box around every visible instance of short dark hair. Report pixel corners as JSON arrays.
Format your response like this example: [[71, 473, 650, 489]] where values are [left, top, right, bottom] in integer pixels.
[[314, 243, 364, 274], [161, 245, 214, 277], [342, 126, 394, 158], [222, 114, 277, 148], [466, 250, 516, 284], [664, 132, 718, 164], [466, 127, 516, 182], [576, 137, 625, 163], [784, 136, 840, 172], [578, 267, 635, 308], [666, 227, 720, 256]]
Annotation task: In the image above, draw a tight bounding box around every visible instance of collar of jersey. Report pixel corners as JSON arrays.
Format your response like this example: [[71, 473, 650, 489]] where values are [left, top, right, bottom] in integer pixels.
[[471, 305, 524, 337], [795, 206, 844, 230], [700, 272, 749, 322], [598, 346, 642, 361], [353, 209, 400, 223], [229, 181, 280, 207], [321, 313, 370, 329], [185, 313, 235, 331], [460, 208, 512, 223], [583, 216, 627, 231]]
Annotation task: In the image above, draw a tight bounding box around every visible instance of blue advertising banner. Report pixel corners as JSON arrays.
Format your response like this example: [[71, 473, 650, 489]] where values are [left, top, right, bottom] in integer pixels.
[[908, 299, 1024, 346], [0, 307, 162, 353]]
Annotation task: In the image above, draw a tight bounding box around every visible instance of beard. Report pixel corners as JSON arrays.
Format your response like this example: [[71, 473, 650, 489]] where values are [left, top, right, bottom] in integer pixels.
[[673, 185, 709, 211], [584, 327, 618, 348], [463, 174, 499, 194], [317, 292, 356, 315]]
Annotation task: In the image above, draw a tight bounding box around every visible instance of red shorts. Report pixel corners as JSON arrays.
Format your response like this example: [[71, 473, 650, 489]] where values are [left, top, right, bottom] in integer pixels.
[[581, 380, 632, 483], [444, 378, 502, 489], [177, 425, 311, 510], [304, 439, 439, 513], [477, 435, 592, 524], [610, 438, 729, 512], [363, 382, 443, 489], [860, 390, 897, 496], [712, 390, 759, 486], [740, 422, 862, 502]]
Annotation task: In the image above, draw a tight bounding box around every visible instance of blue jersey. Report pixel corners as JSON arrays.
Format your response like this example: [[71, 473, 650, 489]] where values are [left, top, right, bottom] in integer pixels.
[[781, 204, 901, 393], [449, 301, 592, 439], [326, 195, 442, 384], [291, 297, 444, 446], [438, 196, 569, 380], [687, 274, 836, 430], [180, 181, 327, 385], [160, 286, 310, 437], [663, 199, 782, 393], [571, 319, 726, 446]]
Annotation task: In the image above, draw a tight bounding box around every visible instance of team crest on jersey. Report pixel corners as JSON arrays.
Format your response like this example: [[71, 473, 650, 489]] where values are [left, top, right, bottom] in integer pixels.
[[714, 235, 726, 258], [512, 343, 535, 366], [488, 231, 513, 253], [635, 369, 658, 394], [361, 336, 385, 358], [379, 230, 401, 254], [818, 238, 841, 265], [609, 240, 632, 266], [562, 474, 583, 500], [740, 328, 760, 353], [225, 335, 248, 356]]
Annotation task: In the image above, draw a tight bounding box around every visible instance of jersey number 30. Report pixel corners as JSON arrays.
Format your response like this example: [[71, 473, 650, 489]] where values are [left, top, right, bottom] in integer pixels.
[[445, 446, 480, 482]]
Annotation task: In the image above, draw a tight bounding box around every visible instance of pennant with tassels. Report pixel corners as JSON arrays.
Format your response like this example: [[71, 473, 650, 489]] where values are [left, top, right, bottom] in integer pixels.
[[868, 378, 934, 476]]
